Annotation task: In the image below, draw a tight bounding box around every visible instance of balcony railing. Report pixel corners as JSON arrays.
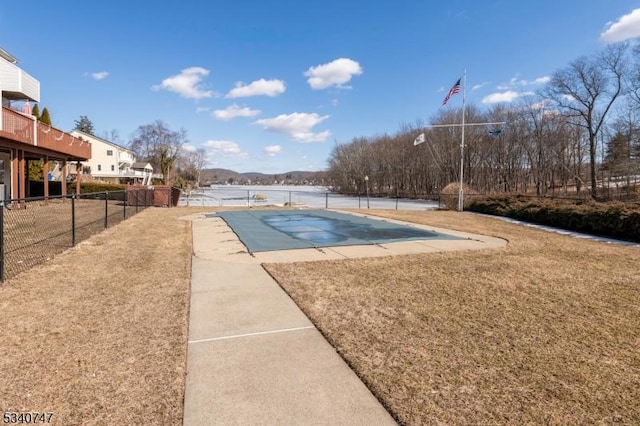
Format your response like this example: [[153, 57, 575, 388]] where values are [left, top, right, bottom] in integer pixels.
[[0, 107, 91, 160], [121, 170, 152, 178], [0, 107, 34, 144], [0, 58, 40, 101], [37, 122, 91, 159]]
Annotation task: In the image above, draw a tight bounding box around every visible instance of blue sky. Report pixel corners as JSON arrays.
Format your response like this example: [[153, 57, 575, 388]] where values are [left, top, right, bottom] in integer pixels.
[[2, 1, 640, 173]]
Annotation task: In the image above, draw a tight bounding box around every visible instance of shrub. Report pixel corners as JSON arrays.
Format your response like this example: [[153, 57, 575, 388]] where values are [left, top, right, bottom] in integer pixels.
[[468, 195, 640, 243], [440, 182, 480, 210], [68, 182, 127, 195]]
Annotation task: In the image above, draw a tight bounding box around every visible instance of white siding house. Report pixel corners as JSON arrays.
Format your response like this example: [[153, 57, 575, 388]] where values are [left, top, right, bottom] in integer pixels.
[[70, 131, 153, 185]]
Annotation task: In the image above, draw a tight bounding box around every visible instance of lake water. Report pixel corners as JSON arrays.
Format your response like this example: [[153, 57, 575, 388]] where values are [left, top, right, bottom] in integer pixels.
[[179, 185, 439, 210]]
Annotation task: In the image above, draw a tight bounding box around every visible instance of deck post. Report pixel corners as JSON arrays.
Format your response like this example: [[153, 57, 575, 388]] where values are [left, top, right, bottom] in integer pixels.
[[43, 155, 49, 200], [0, 201, 4, 282]]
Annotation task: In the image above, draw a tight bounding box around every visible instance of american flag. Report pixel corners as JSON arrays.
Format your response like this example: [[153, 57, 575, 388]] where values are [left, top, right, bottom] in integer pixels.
[[442, 78, 461, 106]]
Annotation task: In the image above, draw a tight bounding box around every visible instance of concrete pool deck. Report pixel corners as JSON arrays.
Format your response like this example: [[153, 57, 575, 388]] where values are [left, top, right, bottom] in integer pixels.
[[182, 210, 507, 425]]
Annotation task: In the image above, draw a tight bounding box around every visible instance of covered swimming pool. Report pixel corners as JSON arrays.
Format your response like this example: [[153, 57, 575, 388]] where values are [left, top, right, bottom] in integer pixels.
[[210, 209, 462, 253]]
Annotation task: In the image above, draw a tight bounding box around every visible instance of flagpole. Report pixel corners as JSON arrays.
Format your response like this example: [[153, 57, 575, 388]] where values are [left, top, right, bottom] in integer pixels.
[[422, 72, 505, 211], [458, 69, 466, 212]]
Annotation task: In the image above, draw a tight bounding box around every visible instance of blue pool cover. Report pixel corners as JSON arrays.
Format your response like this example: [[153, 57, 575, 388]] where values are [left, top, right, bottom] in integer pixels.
[[209, 209, 462, 253]]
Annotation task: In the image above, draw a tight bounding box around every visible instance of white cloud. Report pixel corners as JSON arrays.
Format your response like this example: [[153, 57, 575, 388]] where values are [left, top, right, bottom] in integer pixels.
[[181, 143, 196, 152], [494, 75, 550, 93], [253, 112, 331, 142], [516, 76, 549, 86], [264, 145, 282, 157], [203, 140, 249, 158], [213, 104, 261, 121], [502, 76, 550, 88], [196, 106, 210, 113], [601, 9, 640, 43], [304, 58, 363, 90], [533, 76, 551, 85], [472, 82, 489, 90], [152, 67, 215, 99], [225, 79, 286, 98], [531, 100, 550, 110], [482, 91, 523, 104], [87, 71, 108, 80]]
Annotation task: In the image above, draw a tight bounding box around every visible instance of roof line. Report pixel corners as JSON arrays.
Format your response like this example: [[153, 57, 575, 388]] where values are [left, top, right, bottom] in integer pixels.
[[71, 130, 133, 152]]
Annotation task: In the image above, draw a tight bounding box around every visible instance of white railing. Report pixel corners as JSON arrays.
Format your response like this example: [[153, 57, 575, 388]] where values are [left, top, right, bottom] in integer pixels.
[[120, 170, 152, 178], [0, 60, 40, 101]]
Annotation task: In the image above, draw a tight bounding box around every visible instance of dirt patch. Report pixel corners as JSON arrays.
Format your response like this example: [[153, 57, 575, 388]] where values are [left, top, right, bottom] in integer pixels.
[[264, 209, 640, 425]]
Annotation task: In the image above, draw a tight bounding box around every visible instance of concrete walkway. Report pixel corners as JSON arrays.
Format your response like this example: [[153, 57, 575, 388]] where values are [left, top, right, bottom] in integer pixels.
[[182, 211, 506, 425]]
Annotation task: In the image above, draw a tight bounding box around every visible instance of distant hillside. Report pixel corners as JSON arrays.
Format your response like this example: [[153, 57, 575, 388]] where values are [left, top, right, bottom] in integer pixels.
[[201, 168, 329, 186]]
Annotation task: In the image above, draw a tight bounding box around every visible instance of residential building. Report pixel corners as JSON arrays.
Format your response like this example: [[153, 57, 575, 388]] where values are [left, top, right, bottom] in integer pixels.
[[70, 131, 154, 185], [0, 46, 90, 200]]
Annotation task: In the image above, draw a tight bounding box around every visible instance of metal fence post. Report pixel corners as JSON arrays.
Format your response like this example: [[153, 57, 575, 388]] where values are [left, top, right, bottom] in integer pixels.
[[0, 201, 4, 283], [123, 189, 127, 220], [325, 192, 328, 209], [71, 195, 76, 247], [289, 191, 291, 206], [104, 191, 109, 229], [247, 190, 250, 207]]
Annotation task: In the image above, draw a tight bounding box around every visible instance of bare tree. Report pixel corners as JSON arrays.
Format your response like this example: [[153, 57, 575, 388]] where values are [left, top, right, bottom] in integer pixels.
[[326, 43, 636, 201], [628, 44, 640, 108], [543, 43, 629, 198], [130, 120, 187, 184], [101, 129, 123, 145], [178, 148, 208, 186], [193, 148, 208, 186]]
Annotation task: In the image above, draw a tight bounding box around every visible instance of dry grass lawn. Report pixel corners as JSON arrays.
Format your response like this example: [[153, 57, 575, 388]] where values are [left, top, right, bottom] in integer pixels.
[[264, 209, 640, 425], [3, 198, 133, 279], [0, 206, 209, 425], [1, 206, 639, 425]]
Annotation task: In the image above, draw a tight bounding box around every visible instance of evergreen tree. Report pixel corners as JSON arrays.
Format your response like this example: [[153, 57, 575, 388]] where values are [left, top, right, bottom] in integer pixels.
[[29, 161, 44, 181], [604, 132, 631, 178], [31, 104, 40, 120], [29, 104, 46, 181], [74, 115, 95, 135], [40, 108, 52, 125]]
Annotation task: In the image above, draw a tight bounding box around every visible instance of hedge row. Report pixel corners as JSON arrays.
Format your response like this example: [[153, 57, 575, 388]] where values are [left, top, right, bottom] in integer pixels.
[[468, 194, 640, 243], [69, 182, 128, 194], [28, 181, 133, 197]]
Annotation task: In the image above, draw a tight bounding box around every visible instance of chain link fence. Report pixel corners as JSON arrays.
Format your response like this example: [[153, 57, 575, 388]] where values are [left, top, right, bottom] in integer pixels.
[[180, 187, 441, 210], [0, 188, 156, 282]]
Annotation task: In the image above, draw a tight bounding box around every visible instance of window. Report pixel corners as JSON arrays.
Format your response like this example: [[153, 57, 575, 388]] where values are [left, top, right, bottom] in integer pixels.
[[97, 164, 102, 171], [111, 165, 115, 171], [106, 150, 113, 156]]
